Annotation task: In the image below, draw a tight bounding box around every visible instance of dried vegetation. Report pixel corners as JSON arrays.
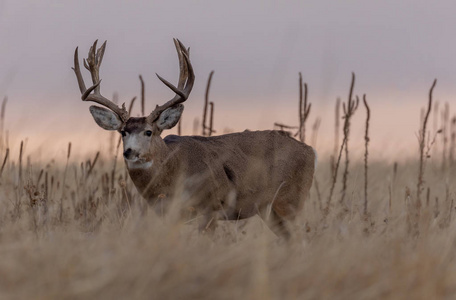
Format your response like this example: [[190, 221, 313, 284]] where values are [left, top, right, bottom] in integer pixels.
[[0, 78, 456, 299]]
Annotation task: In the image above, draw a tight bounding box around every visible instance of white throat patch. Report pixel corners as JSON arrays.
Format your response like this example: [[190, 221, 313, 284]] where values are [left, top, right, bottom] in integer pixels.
[[126, 159, 154, 170]]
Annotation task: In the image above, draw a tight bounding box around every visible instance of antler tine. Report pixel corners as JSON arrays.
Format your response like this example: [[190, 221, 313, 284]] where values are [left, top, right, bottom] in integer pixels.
[[72, 47, 87, 94], [182, 50, 195, 94], [155, 38, 188, 94], [174, 39, 195, 95], [149, 39, 195, 123], [86, 40, 106, 94], [72, 40, 129, 122], [155, 73, 187, 99], [175, 39, 188, 90]]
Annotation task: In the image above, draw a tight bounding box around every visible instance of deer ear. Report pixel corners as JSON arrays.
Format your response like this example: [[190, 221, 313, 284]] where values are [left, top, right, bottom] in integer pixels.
[[89, 106, 123, 131], [156, 104, 183, 131]]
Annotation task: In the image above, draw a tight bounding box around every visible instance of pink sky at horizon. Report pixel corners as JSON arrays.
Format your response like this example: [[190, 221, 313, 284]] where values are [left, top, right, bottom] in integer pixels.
[[3, 84, 452, 165], [1, 1, 456, 164]]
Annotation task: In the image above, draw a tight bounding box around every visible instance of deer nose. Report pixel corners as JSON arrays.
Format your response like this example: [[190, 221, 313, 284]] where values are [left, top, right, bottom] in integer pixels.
[[123, 148, 132, 159]]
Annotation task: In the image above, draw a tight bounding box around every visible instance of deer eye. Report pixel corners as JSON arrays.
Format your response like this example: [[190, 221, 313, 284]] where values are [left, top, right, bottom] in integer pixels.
[[121, 130, 126, 137], [145, 130, 152, 137]]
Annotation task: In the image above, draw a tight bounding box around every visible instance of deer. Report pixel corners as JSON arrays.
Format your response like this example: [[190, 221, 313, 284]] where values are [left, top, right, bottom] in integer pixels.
[[72, 39, 316, 238]]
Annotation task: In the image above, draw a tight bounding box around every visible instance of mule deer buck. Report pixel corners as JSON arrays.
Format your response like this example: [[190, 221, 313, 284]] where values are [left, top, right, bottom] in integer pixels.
[[73, 39, 316, 238]]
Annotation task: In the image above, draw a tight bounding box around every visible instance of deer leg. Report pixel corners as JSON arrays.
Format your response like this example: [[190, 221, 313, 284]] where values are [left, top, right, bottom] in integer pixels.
[[267, 195, 301, 239], [267, 210, 292, 239]]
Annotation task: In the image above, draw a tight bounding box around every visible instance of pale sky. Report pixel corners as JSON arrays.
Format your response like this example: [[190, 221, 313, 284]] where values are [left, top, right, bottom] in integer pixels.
[[0, 0, 455, 161]]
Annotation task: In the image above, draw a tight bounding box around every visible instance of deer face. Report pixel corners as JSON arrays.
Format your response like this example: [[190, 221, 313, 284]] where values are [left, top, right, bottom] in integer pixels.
[[89, 104, 183, 169], [120, 117, 157, 169]]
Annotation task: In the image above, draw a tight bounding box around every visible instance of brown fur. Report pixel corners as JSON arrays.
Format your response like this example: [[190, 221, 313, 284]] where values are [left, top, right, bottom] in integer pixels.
[[124, 117, 149, 134], [126, 129, 315, 238]]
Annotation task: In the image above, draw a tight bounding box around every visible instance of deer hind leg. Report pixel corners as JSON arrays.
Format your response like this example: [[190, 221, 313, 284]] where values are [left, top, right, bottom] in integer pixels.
[[266, 185, 304, 239], [267, 210, 293, 239]]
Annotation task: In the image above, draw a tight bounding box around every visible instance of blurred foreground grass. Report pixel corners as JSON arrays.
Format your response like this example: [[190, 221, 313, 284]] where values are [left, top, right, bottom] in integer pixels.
[[0, 149, 454, 299]]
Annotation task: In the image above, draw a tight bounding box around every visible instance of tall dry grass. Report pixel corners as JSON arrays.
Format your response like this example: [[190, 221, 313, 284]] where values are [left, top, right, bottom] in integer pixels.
[[0, 79, 455, 299], [0, 150, 455, 299]]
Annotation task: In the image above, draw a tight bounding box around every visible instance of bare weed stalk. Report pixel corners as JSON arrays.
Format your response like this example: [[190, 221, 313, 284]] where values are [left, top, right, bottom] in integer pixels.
[[139, 75, 145, 116], [86, 151, 100, 178], [128, 97, 137, 117], [60, 142, 72, 222], [202, 71, 214, 136], [417, 79, 437, 205], [441, 102, 450, 170], [18, 140, 23, 187], [363, 95, 370, 215], [387, 162, 398, 216], [274, 123, 298, 133], [432, 101, 440, 159], [178, 117, 182, 136], [450, 116, 456, 166], [298, 72, 311, 143], [209, 102, 215, 136], [340, 73, 359, 206], [326, 121, 346, 212], [0, 147, 9, 179], [0, 96, 7, 153], [327, 73, 358, 212], [331, 98, 341, 174]]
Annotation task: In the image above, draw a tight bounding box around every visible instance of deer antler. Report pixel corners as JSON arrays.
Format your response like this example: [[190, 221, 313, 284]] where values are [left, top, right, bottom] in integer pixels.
[[72, 40, 129, 123], [147, 38, 195, 123]]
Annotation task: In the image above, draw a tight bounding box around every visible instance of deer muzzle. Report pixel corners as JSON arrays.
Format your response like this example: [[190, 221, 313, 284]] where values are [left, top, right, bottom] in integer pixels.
[[123, 148, 139, 160]]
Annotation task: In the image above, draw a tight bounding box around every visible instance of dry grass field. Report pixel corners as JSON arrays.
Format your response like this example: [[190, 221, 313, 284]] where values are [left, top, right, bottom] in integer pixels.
[[0, 75, 454, 300], [0, 139, 454, 299], [1, 2, 456, 299]]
